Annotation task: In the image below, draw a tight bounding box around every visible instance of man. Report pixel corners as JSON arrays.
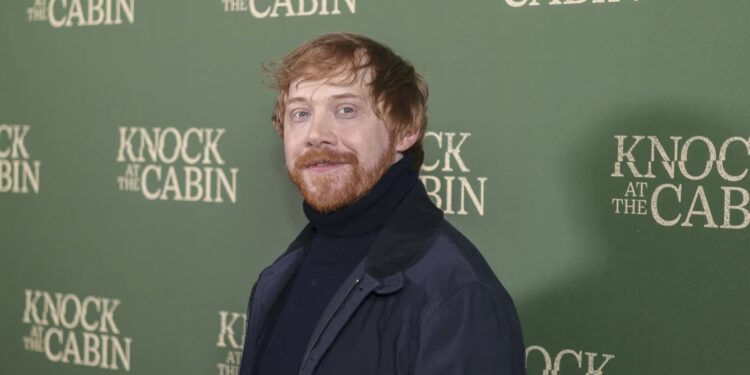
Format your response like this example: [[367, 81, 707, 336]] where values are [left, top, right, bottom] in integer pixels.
[[240, 33, 525, 375]]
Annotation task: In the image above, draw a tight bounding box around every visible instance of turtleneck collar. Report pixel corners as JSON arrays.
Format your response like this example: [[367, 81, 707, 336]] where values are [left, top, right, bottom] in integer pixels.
[[303, 155, 418, 237]]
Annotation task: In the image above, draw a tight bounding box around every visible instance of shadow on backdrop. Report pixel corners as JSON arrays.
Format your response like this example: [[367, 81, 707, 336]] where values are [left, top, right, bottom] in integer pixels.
[[521, 101, 750, 375]]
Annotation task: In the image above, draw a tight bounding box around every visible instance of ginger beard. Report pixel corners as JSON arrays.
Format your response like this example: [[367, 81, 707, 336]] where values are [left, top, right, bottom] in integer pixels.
[[288, 140, 396, 213]]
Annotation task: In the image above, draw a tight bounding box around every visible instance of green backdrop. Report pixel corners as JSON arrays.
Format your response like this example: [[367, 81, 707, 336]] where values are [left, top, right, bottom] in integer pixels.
[[2, 0, 748, 374]]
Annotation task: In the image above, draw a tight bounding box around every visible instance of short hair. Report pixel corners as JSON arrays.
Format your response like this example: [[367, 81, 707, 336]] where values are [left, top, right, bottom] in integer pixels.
[[266, 32, 429, 171]]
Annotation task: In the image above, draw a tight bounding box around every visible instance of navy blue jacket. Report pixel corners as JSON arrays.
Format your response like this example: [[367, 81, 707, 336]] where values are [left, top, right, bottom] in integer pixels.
[[240, 182, 526, 375]]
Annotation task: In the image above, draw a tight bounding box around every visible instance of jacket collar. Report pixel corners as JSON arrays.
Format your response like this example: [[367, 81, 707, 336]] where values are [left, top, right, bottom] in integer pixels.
[[283, 181, 444, 282]]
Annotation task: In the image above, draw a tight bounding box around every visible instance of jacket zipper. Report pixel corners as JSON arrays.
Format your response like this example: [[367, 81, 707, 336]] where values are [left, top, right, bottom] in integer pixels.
[[298, 274, 365, 375]]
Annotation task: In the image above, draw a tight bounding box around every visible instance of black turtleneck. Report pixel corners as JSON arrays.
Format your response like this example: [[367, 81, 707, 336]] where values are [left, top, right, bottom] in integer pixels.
[[256, 155, 418, 375]]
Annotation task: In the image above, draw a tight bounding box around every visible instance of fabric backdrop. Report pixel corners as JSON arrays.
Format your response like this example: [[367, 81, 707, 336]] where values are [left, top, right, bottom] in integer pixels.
[[2, 1, 748, 374]]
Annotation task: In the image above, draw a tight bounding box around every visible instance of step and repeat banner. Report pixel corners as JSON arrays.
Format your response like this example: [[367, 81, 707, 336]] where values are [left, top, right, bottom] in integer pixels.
[[2, 1, 748, 374]]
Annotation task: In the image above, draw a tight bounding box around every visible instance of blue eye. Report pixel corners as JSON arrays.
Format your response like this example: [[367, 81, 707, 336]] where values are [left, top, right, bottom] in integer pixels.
[[291, 110, 310, 121], [337, 106, 356, 118]]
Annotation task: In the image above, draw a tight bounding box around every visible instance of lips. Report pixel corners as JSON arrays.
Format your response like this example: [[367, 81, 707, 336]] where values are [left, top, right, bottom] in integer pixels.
[[306, 161, 347, 172], [307, 160, 342, 167]]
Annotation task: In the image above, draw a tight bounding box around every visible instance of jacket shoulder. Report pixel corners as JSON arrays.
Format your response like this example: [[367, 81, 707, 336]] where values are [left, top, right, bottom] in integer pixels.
[[403, 219, 515, 311]]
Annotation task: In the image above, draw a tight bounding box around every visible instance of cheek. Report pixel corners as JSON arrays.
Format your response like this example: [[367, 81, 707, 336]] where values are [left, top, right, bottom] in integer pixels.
[[284, 151, 295, 170], [373, 126, 393, 154], [353, 135, 390, 166], [283, 135, 300, 168]]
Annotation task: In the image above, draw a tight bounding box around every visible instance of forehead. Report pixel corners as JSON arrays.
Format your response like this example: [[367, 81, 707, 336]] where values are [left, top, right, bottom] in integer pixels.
[[286, 70, 374, 104]]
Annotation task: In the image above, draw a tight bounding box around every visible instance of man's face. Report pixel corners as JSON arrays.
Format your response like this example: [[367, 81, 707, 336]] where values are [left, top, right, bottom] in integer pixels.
[[283, 73, 398, 213]]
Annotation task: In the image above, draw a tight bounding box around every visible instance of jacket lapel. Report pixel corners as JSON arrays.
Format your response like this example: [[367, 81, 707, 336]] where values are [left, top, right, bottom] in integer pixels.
[[365, 181, 444, 278], [296, 262, 374, 375]]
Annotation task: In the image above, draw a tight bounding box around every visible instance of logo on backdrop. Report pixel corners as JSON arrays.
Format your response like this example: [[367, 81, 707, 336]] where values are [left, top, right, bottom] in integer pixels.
[[526, 345, 615, 375], [420, 131, 488, 216], [21, 290, 132, 371], [504, 0, 638, 8], [217, 329, 608, 375], [216, 310, 246, 375], [220, 0, 356, 19], [116, 127, 239, 203], [610, 135, 750, 230], [26, 0, 135, 27], [0, 124, 41, 194]]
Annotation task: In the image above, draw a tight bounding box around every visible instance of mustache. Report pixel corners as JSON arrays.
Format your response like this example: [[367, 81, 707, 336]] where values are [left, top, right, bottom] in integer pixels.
[[294, 148, 358, 169]]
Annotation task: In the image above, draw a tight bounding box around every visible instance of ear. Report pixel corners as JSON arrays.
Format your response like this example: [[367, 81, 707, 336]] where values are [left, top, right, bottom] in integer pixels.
[[395, 131, 420, 152]]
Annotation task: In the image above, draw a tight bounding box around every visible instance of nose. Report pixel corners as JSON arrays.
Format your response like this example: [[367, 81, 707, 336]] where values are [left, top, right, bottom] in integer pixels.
[[305, 112, 336, 148]]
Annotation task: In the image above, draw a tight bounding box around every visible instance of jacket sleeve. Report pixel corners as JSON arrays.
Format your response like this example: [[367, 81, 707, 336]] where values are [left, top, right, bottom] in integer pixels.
[[412, 283, 526, 375]]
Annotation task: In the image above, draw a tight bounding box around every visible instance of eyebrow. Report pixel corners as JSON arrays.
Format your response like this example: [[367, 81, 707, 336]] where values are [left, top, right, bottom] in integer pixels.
[[329, 93, 366, 102], [286, 93, 366, 105], [286, 97, 307, 105]]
